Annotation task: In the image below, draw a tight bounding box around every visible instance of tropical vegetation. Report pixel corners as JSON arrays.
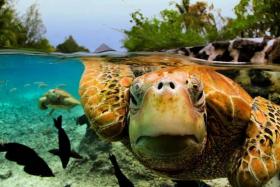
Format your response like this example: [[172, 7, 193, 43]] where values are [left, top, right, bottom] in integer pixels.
[[0, 0, 88, 53], [123, 0, 280, 51], [56, 36, 89, 53]]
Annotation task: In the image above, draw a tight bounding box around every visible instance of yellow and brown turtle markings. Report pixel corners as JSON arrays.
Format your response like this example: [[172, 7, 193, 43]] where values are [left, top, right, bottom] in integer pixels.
[[79, 57, 134, 141], [179, 66, 253, 123], [230, 97, 280, 187]]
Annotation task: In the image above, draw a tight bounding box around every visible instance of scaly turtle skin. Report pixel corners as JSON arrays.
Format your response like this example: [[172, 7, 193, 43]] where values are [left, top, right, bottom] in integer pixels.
[[39, 88, 80, 115], [79, 54, 280, 187]]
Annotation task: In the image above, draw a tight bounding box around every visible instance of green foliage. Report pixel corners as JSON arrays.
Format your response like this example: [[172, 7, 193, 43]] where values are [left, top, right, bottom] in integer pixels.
[[0, 0, 53, 52], [226, 0, 280, 37], [124, 0, 280, 51], [22, 4, 46, 45], [56, 36, 89, 53], [123, 9, 206, 52], [123, 1, 224, 51], [0, 0, 26, 48]]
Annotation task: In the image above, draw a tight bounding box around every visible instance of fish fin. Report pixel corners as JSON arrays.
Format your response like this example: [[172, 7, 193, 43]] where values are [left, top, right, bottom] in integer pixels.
[[48, 149, 60, 156], [53, 115, 62, 129], [0, 143, 6, 152], [48, 109, 55, 116], [70, 150, 83, 159], [75, 114, 89, 126]]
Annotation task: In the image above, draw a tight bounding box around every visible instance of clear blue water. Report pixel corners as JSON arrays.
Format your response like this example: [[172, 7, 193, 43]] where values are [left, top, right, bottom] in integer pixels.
[[0, 54, 83, 104]]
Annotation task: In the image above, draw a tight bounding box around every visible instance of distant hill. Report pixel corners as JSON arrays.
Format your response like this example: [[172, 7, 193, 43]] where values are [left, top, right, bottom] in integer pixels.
[[94, 43, 115, 53], [56, 36, 89, 53]]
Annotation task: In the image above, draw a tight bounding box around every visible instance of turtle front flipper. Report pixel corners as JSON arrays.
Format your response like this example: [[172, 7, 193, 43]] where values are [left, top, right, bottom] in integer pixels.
[[79, 58, 134, 141], [228, 96, 280, 187]]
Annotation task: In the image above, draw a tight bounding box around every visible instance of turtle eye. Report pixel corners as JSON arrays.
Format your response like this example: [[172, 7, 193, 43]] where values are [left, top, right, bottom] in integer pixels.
[[197, 91, 203, 101], [130, 93, 138, 106], [130, 82, 142, 108], [187, 76, 205, 106]]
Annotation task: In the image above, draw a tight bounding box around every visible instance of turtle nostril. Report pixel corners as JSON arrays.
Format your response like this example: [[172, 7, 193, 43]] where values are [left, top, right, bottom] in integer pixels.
[[157, 82, 163, 90], [169, 82, 175, 89]]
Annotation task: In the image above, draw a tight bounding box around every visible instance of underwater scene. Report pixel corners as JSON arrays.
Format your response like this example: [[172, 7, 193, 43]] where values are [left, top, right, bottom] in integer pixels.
[[2, 0, 280, 187], [0, 51, 280, 187]]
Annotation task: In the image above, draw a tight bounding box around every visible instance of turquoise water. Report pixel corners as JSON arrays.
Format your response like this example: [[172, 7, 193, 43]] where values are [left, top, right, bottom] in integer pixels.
[[0, 54, 83, 102], [0, 52, 174, 187]]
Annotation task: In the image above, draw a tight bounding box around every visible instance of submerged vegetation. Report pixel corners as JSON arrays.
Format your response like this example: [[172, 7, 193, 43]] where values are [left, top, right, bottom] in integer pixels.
[[123, 0, 280, 51]]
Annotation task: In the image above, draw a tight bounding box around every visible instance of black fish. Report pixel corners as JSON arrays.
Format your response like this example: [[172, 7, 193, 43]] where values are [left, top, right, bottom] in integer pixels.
[[75, 114, 89, 126], [49, 115, 82, 169], [173, 180, 211, 187], [0, 142, 54, 177], [109, 153, 134, 187]]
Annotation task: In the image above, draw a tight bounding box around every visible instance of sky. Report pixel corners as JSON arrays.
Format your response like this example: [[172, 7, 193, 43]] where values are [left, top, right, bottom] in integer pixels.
[[15, 0, 239, 51]]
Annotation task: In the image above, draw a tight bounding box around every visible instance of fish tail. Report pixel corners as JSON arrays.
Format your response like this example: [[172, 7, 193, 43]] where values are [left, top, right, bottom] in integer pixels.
[[0, 143, 6, 152], [53, 115, 63, 129]]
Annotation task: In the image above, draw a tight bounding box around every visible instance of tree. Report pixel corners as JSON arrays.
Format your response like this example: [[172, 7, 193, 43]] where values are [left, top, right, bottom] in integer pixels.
[[175, 0, 217, 35], [226, 0, 280, 37], [0, 1, 53, 51], [20, 3, 54, 51], [0, 0, 26, 47], [56, 35, 89, 53], [123, 9, 205, 52], [22, 3, 46, 45], [123, 0, 227, 51]]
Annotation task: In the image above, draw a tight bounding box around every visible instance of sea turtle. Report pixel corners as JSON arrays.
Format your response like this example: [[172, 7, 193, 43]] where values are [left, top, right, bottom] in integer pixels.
[[79, 54, 280, 187], [39, 88, 80, 115]]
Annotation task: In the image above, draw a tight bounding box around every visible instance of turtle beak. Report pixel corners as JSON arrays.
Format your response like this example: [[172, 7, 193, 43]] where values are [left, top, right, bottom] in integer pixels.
[[129, 78, 207, 164]]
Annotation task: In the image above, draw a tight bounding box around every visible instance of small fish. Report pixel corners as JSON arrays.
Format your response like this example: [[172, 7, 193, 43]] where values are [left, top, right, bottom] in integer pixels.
[[108, 153, 134, 187], [9, 88, 17, 93], [23, 83, 31, 87], [75, 114, 90, 126], [38, 83, 48, 88], [49, 116, 82, 169], [173, 180, 211, 187], [33, 81, 45, 85], [0, 142, 54, 177], [0, 80, 7, 85], [57, 84, 67, 88]]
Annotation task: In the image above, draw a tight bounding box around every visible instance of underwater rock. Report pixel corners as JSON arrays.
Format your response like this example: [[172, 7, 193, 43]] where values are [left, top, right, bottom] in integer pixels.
[[249, 70, 272, 87], [216, 69, 240, 80], [269, 93, 280, 104], [231, 69, 280, 103], [0, 169, 12, 180]]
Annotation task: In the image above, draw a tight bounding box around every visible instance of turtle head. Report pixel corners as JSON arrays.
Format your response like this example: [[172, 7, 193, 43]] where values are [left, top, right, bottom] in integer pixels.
[[129, 68, 207, 173]]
